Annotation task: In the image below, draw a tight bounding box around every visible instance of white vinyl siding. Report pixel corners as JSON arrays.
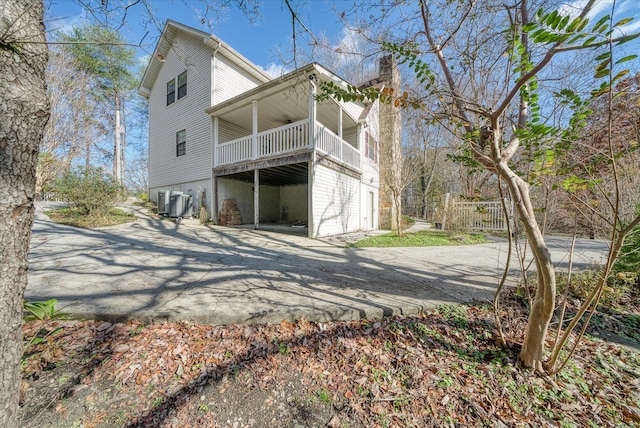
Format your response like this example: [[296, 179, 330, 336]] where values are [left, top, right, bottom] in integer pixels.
[[343, 127, 358, 149], [148, 32, 212, 189], [219, 119, 250, 143], [361, 101, 380, 192], [213, 56, 264, 105], [312, 164, 360, 237]]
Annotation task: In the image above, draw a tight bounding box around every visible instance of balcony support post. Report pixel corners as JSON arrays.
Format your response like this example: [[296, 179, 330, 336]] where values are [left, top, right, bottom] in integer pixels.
[[254, 168, 259, 230], [308, 79, 317, 237], [252, 100, 258, 159]]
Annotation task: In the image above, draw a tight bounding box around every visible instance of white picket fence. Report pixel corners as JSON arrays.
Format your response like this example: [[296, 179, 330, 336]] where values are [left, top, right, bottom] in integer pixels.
[[451, 200, 510, 231], [36, 192, 63, 202]]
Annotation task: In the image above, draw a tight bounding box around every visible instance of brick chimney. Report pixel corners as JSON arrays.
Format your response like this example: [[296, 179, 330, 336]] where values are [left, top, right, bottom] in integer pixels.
[[378, 55, 402, 231]]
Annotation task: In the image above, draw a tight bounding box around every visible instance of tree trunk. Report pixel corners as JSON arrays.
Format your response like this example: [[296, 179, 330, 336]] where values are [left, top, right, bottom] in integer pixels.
[[114, 91, 122, 182], [0, 1, 49, 426], [121, 95, 127, 187], [497, 162, 556, 371]]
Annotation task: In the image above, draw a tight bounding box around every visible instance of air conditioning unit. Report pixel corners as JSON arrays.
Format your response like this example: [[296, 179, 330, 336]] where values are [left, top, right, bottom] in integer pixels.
[[157, 190, 171, 214], [169, 193, 192, 218]]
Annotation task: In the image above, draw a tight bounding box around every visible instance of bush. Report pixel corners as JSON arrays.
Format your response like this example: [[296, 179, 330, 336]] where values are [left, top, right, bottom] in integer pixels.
[[53, 167, 124, 217], [612, 231, 640, 293], [556, 270, 630, 307], [612, 205, 640, 291]]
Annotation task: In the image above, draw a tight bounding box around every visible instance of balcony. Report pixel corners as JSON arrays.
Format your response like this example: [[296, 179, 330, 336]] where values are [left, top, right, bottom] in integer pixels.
[[215, 119, 360, 171]]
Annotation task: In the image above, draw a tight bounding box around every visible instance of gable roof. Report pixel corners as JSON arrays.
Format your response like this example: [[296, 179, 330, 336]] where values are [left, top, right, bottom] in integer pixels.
[[138, 20, 272, 97]]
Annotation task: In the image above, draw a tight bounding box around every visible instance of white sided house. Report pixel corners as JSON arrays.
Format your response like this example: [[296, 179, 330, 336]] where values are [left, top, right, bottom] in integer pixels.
[[139, 20, 384, 238]]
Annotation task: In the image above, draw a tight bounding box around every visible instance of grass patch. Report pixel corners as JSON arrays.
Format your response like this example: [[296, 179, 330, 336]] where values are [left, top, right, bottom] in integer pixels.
[[46, 207, 136, 228], [133, 200, 158, 214], [351, 230, 487, 247]]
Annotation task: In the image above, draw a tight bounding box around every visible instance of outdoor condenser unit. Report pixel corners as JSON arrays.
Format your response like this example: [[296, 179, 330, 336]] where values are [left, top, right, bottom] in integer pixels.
[[157, 190, 171, 215], [169, 192, 192, 218]]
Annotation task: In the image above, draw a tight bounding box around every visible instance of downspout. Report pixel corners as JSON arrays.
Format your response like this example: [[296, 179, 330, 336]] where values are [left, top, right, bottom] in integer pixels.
[[210, 42, 220, 220]]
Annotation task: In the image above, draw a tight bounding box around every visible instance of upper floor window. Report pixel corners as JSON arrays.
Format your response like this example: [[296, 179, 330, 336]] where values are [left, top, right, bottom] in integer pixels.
[[365, 132, 378, 163], [176, 129, 186, 157], [177, 71, 187, 100], [167, 79, 175, 105]]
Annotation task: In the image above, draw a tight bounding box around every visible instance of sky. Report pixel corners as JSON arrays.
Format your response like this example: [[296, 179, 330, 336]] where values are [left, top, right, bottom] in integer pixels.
[[45, 0, 348, 77], [45, 0, 640, 78]]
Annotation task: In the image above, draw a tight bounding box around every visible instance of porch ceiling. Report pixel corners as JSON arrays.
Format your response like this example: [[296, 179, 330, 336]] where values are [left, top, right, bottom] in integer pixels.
[[219, 162, 308, 186], [209, 65, 360, 135]]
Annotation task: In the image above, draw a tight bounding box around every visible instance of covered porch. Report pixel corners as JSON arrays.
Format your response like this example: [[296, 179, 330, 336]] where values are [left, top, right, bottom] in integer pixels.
[[207, 64, 363, 173], [207, 64, 366, 237]]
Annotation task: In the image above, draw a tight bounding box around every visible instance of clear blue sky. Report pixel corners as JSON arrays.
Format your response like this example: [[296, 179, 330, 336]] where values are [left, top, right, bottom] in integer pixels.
[[45, 0, 346, 75]]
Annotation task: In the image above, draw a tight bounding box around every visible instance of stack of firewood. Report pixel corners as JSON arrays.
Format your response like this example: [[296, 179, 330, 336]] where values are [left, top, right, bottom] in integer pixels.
[[218, 199, 242, 226]]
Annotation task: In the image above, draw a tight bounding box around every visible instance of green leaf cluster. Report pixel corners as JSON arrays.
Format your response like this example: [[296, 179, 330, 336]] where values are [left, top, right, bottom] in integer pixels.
[[382, 42, 435, 91], [523, 8, 639, 52], [23, 299, 70, 323]]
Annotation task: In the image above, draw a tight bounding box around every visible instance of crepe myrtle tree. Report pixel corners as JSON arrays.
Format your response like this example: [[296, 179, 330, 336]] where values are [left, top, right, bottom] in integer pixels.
[[318, 0, 638, 372]]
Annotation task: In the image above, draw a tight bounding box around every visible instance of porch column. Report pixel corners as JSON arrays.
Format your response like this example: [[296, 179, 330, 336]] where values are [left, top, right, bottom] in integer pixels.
[[308, 80, 317, 237], [338, 107, 343, 160], [254, 169, 259, 230], [252, 100, 258, 159], [308, 81, 316, 148], [211, 116, 219, 218], [212, 117, 219, 167]]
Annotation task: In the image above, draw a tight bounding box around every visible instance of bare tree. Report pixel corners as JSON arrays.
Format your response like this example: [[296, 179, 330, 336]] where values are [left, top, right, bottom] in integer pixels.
[[37, 48, 96, 194]]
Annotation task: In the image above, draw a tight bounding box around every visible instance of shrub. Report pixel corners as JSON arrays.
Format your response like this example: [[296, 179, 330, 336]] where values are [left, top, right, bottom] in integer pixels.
[[53, 167, 124, 217], [612, 205, 640, 291], [613, 228, 640, 283], [555, 269, 630, 307]]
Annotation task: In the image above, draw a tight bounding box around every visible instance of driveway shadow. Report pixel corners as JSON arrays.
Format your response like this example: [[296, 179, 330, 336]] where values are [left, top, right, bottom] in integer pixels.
[[26, 203, 609, 325]]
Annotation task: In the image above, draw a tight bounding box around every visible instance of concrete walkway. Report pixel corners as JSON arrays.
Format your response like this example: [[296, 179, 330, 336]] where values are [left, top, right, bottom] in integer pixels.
[[25, 202, 609, 325]]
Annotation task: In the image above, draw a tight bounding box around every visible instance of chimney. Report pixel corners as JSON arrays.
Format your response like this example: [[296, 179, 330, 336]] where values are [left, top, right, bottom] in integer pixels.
[[377, 55, 402, 231]]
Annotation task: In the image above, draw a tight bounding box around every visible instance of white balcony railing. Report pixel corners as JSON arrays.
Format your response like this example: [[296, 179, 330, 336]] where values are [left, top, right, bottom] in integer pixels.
[[315, 124, 360, 170], [258, 121, 309, 157], [216, 136, 253, 165], [215, 119, 360, 171]]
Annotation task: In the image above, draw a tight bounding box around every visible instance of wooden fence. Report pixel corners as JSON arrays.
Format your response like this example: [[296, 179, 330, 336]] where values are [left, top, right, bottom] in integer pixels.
[[448, 199, 511, 231]]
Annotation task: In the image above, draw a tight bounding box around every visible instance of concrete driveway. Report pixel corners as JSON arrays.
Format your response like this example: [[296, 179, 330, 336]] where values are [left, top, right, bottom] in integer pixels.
[[25, 202, 610, 325]]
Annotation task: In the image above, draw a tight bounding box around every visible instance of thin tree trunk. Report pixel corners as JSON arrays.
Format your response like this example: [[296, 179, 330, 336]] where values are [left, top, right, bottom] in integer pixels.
[[114, 91, 121, 182], [121, 95, 127, 187], [82, 77, 91, 170], [421, 144, 438, 220], [497, 162, 555, 371], [0, 1, 49, 426]]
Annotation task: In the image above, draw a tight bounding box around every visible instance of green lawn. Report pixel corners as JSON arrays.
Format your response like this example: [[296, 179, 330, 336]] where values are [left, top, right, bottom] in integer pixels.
[[351, 229, 488, 247], [46, 207, 136, 228]]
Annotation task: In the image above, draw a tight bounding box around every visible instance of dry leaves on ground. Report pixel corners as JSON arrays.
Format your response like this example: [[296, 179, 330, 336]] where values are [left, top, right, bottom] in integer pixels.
[[19, 297, 640, 427]]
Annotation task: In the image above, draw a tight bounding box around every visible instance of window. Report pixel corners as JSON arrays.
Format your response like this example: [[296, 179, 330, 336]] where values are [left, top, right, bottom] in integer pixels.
[[167, 79, 175, 105], [177, 71, 187, 100], [176, 130, 186, 157], [365, 132, 378, 162]]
